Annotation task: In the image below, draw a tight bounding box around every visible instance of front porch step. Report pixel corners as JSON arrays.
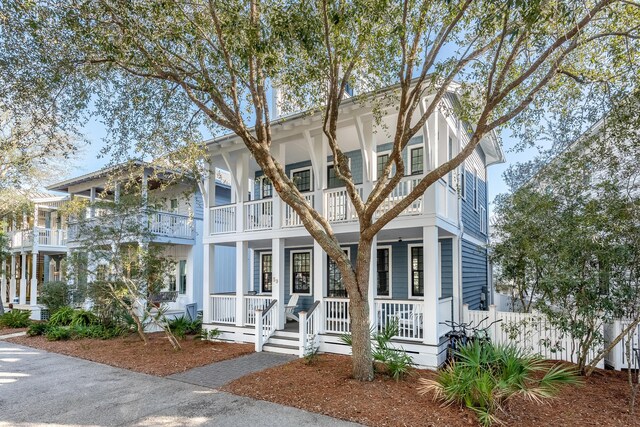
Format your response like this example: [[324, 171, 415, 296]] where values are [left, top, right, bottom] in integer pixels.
[[272, 330, 299, 339], [268, 335, 299, 347], [262, 342, 299, 355]]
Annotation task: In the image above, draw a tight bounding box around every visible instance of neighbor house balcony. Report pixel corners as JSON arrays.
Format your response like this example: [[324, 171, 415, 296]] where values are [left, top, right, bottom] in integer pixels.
[[67, 209, 195, 244], [8, 227, 67, 251], [209, 176, 459, 236]]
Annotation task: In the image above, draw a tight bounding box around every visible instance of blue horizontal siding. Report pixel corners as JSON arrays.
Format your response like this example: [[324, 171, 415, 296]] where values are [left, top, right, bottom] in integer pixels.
[[461, 239, 487, 309], [460, 162, 488, 242]]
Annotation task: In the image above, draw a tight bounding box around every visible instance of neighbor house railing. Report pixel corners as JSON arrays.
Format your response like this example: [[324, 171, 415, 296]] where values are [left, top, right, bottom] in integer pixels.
[[149, 211, 193, 239]]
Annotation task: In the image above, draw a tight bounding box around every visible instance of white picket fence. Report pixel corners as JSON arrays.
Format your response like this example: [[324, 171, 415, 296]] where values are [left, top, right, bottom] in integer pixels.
[[463, 305, 604, 368]]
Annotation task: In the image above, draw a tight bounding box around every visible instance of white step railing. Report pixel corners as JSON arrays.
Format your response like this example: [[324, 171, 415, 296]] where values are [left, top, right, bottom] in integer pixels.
[[375, 176, 423, 218], [244, 199, 273, 231], [299, 300, 321, 356], [375, 299, 424, 341], [283, 194, 315, 227], [210, 294, 237, 324], [244, 295, 274, 326], [149, 211, 193, 239], [256, 299, 277, 352], [210, 205, 236, 234], [324, 298, 350, 334]]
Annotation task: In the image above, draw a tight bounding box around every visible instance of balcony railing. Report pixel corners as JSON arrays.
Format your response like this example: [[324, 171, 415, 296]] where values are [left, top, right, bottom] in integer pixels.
[[8, 228, 66, 248], [208, 174, 457, 235], [149, 211, 193, 239]]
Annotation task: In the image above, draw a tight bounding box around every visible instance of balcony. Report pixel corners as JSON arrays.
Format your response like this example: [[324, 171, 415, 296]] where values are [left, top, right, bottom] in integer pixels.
[[67, 210, 195, 243], [209, 175, 459, 235], [8, 228, 67, 249]]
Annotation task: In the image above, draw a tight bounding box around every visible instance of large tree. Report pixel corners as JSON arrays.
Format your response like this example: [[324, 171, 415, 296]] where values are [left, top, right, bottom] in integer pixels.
[[2, 0, 638, 380]]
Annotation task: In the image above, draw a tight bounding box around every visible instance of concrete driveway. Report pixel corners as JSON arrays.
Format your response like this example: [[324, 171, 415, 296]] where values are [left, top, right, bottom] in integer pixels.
[[0, 341, 358, 426]]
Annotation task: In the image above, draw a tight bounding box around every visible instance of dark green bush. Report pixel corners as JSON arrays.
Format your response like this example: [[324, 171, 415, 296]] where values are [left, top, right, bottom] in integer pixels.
[[48, 306, 74, 326], [168, 316, 202, 339], [39, 281, 71, 314], [27, 322, 51, 336], [70, 309, 98, 327], [45, 326, 72, 341], [0, 310, 32, 328]]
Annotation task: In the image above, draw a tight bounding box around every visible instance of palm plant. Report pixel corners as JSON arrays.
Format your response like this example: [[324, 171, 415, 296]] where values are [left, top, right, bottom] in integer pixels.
[[418, 341, 580, 426]]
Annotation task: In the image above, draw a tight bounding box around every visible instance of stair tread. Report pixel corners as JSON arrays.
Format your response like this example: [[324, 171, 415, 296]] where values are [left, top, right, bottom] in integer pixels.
[[264, 342, 299, 349]]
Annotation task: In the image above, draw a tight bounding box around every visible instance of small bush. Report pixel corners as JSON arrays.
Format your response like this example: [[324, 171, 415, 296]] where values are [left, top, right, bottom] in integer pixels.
[[198, 327, 221, 341], [27, 322, 51, 336], [48, 307, 75, 326], [0, 310, 32, 328], [70, 309, 98, 327], [418, 341, 580, 426], [39, 281, 71, 314], [46, 326, 72, 341], [168, 316, 202, 339]]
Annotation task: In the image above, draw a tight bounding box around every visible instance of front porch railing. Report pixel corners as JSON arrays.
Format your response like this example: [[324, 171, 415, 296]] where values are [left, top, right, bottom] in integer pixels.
[[324, 298, 350, 334], [375, 299, 424, 341], [210, 294, 236, 324], [244, 295, 273, 326]]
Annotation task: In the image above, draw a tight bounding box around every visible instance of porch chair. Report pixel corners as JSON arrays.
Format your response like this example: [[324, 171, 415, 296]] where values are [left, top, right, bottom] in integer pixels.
[[285, 294, 300, 322]]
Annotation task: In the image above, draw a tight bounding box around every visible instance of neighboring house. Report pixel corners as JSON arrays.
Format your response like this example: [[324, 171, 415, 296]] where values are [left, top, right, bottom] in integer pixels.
[[1, 194, 70, 319], [201, 89, 504, 367], [0, 163, 235, 319]]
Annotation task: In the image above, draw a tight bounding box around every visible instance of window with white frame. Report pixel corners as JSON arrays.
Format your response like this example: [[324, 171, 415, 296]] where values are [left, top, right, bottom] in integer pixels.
[[410, 147, 424, 175], [460, 167, 466, 199], [261, 177, 272, 198], [292, 251, 312, 294], [170, 198, 178, 212], [410, 246, 424, 297], [179, 260, 187, 294], [473, 168, 479, 211], [291, 168, 312, 192], [327, 249, 349, 297], [260, 252, 272, 293], [327, 164, 345, 188], [376, 247, 391, 297], [376, 153, 390, 180]]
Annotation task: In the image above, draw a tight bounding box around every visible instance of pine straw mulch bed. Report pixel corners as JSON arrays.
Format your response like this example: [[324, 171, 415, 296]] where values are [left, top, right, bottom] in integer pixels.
[[8, 333, 253, 376], [224, 354, 640, 427]]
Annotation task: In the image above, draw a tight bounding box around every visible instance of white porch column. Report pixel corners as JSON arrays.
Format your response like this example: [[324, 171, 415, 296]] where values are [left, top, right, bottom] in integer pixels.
[[89, 187, 96, 218], [312, 240, 326, 333], [368, 236, 377, 329], [9, 253, 17, 302], [423, 226, 440, 345], [452, 235, 462, 323], [30, 251, 38, 306], [234, 153, 249, 233], [19, 251, 27, 304], [202, 243, 215, 323], [235, 240, 248, 326], [271, 144, 285, 230], [272, 238, 285, 329], [1, 259, 7, 303]]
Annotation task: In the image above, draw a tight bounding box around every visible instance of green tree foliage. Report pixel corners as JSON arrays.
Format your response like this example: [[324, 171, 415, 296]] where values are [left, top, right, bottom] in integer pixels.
[[492, 94, 640, 373]]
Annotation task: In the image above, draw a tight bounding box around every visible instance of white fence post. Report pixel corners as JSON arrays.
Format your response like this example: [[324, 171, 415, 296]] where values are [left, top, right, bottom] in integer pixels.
[[255, 309, 263, 352], [462, 304, 469, 325], [488, 305, 498, 340], [299, 311, 308, 358]]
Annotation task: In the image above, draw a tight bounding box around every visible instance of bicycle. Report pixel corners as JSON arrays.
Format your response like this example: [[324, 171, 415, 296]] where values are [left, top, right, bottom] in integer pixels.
[[440, 317, 503, 365]]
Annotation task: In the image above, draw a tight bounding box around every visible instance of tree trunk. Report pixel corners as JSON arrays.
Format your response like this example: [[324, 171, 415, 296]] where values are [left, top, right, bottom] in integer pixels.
[[349, 290, 373, 381], [585, 317, 640, 376], [0, 298, 4, 316]]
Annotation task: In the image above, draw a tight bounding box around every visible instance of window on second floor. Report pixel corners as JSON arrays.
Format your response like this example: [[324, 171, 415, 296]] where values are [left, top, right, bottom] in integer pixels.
[[473, 169, 479, 211], [460, 168, 466, 199], [261, 177, 273, 198], [410, 147, 424, 175], [291, 168, 312, 192], [170, 199, 178, 212], [377, 153, 389, 180], [327, 164, 345, 189]]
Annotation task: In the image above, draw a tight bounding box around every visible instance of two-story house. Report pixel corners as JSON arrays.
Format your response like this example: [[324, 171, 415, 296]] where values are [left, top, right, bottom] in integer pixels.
[[200, 89, 504, 367]]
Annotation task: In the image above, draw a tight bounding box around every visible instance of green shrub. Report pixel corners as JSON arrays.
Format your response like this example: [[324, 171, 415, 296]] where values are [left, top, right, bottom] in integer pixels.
[[340, 319, 413, 380], [46, 326, 72, 341], [27, 322, 51, 336], [418, 341, 580, 426], [168, 316, 202, 339], [39, 281, 71, 314], [0, 310, 32, 328], [48, 307, 75, 326], [70, 309, 98, 327], [197, 327, 221, 341]]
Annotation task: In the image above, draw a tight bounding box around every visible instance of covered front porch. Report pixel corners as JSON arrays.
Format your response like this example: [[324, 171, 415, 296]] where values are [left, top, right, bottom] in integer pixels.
[[202, 226, 460, 367]]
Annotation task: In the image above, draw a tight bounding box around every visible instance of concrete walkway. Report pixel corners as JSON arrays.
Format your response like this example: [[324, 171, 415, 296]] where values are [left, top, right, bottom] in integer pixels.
[[0, 341, 359, 426], [0, 331, 27, 340], [169, 352, 295, 388]]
